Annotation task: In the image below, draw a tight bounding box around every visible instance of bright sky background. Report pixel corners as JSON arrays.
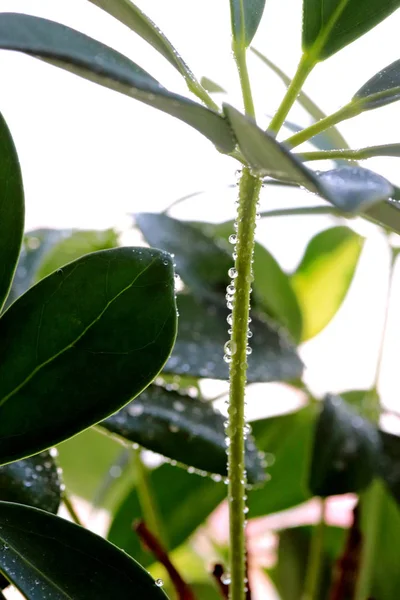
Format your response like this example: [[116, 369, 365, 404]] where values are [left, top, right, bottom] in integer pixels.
[[1, 0, 400, 416]]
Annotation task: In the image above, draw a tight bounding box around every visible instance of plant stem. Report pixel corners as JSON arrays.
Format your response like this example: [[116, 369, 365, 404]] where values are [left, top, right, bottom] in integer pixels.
[[133, 447, 166, 546], [233, 44, 255, 118], [298, 144, 400, 162], [302, 499, 327, 600], [228, 168, 262, 600], [283, 102, 361, 148], [267, 53, 315, 136], [187, 78, 220, 112], [63, 492, 83, 526], [259, 206, 341, 219]]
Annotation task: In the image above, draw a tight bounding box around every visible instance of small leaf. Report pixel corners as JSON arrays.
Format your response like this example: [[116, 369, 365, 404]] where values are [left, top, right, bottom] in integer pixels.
[[249, 406, 317, 517], [100, 384, 265, 484], [230, 0, 266, 46], [302, 0, 400, 61], [309, 395, 381, 497], [0, 13, 235, 153], [200, 77, 226, 94], [0, 451, 61, 514], [0, 112, 24, 311], [291, 226, 363, 341], [223, 105, 394, 213], [166, 293, 303, 383], [108, 464, 225, 566], [0, 248, 177, 465], [353, 58, 400, 110], [0, 502, 169, 598]]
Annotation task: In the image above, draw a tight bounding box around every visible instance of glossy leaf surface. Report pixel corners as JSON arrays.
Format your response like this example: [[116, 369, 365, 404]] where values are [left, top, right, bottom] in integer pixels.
[[0, 502, 168, 598], [291, 226, 363, 340], [302, 0, 400, 60], [309, 395, 381, 497], [0, 451, 61, 514], [354, 58, 400, 109], [230, 0, 266, 46], [108, 464, 225, 566], [249, 406, 317, 517], [166, 293, 303, 383], [0, 113, 24, 311], [0, 14, 235, 152], [0, 248, 177, 465], [101, 385, 265, 484]]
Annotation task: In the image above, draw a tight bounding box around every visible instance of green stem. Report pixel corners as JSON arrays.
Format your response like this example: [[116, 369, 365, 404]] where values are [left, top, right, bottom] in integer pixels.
[[228, 168, 262, 600], [63, 492, 83, 526], [284, 102, 361, 149], [133, 448, 167, 547], [267, 53, 315, 136], [186, 78, 220, 112], [302, 499, 327, 600], [298, 144, 400, 162], [234, 43, 255, 118], [259, 206, 341, 219]]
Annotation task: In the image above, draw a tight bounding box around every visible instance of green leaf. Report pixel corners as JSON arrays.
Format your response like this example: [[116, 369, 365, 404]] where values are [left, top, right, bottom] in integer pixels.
[[0, 450, 61, 514], [366, 198, 400, 235], [291, 226, 363, 341], [223, 105, 394, 212], [108, 464, 225, 566], [249, 406, 317, 517], [0, 502, 169, 598], [0, 14, 235, 153], [200, 77, 226, 94], [100, 384, 265, 484], [135, 213, 232, 303], [378, 430, 400, 505], [353, 58, 400, 109], [230, 0, 266, 46], [0, 247, 177, 465], [0, 112, 24, 311], [166, 293, 303, 383], [302, 0, 400, 61], [309, 395, 381, 497]]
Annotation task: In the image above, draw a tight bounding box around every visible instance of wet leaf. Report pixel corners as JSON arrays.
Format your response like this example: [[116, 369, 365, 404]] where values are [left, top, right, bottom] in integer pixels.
[[0, 13, 235, 153], [165, 293, 303, 383], [353, 58, 400, 110], [366, 198, 400, 235], [0, 502, 169, 598], [100, 384, 265, 484], [309, 395, 381, 497], [108, 464, 225, 566], [302, 0, 400, 61], [200, 77, 226, 94], [291, 226, 363, 340], [0, 112, 24, 311], [230, 0, 266, 46], [0, 248, 177, 465]]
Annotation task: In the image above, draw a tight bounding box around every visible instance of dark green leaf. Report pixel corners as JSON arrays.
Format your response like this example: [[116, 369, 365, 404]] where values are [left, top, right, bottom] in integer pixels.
[[101, 384, 265, 484], [0, 247, 177, 465], [223, 105, 394, 212], [0, 14, 235, 153], [309, 395, 381, 497], [353, 58, 400, 109], [230, 0, 266, 46], [135, 213, 232, 302], [378, 430, 400, 505], [366, 198, 400, 235], [166, 293, 303, 383], [108, 464, 225, 566], [0, 501, 169, 598], [249, 406, 317, 517], [302, 0, 400, 61], [291, 226, 363, 341], [0, 112, 24, 311], [0, 450, 61, 514], [200, 77, 226, 94]]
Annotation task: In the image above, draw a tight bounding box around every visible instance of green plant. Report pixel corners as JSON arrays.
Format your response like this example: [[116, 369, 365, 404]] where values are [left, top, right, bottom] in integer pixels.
[[1, 2, 400, 599]]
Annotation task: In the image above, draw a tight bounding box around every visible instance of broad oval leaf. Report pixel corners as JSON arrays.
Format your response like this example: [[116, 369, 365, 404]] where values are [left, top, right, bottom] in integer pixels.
[[108, 463, 225, 566], [291, 226, 363, 341], [166, 293, 303, 383], [302, 0, 400, 61], [100, 384, 265, 484], [0, 501, 169, 598], [0, 13, 235, 153], [0, 112, 24, 311], [309, 395, 381, 497], [353, 58, 400, 109], [230, 0, 266, 46], [0, 450, 62, 514], [0, 247, 177, 465]]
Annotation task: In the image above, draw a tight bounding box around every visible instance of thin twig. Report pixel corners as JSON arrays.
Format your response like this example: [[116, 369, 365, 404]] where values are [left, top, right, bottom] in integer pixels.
[[329, 506, 363, 600], [134, 520, 196, 600]]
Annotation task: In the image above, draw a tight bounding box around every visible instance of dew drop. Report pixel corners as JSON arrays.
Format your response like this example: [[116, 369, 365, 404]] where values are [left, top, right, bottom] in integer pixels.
[[155, 579, 164, 587], [227, 313, 233, 325], [221, 573, 231, 585], [228, 267, 238, 278], [229, 234, 237, 244], [223, 354, 232, 363], [246, 345, 252, 355], [226, 284, 235, 295]]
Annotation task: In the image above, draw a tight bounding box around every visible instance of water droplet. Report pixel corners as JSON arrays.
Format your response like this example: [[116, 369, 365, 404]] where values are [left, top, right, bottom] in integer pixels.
[[232, 251, 238, 260], [229, 234, 237, 244], [226, 284, 235, 295], [228, 267, 238, 278], [246, 346, 252, 355], [155, 579, 164, 587], [227, 313, 233, 325], [128, 403, 144, 417], [224, 340, 237, 356], [221, 573, 231, 585], [223, 354, 232, 363], [247, 330, 253, 338]]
